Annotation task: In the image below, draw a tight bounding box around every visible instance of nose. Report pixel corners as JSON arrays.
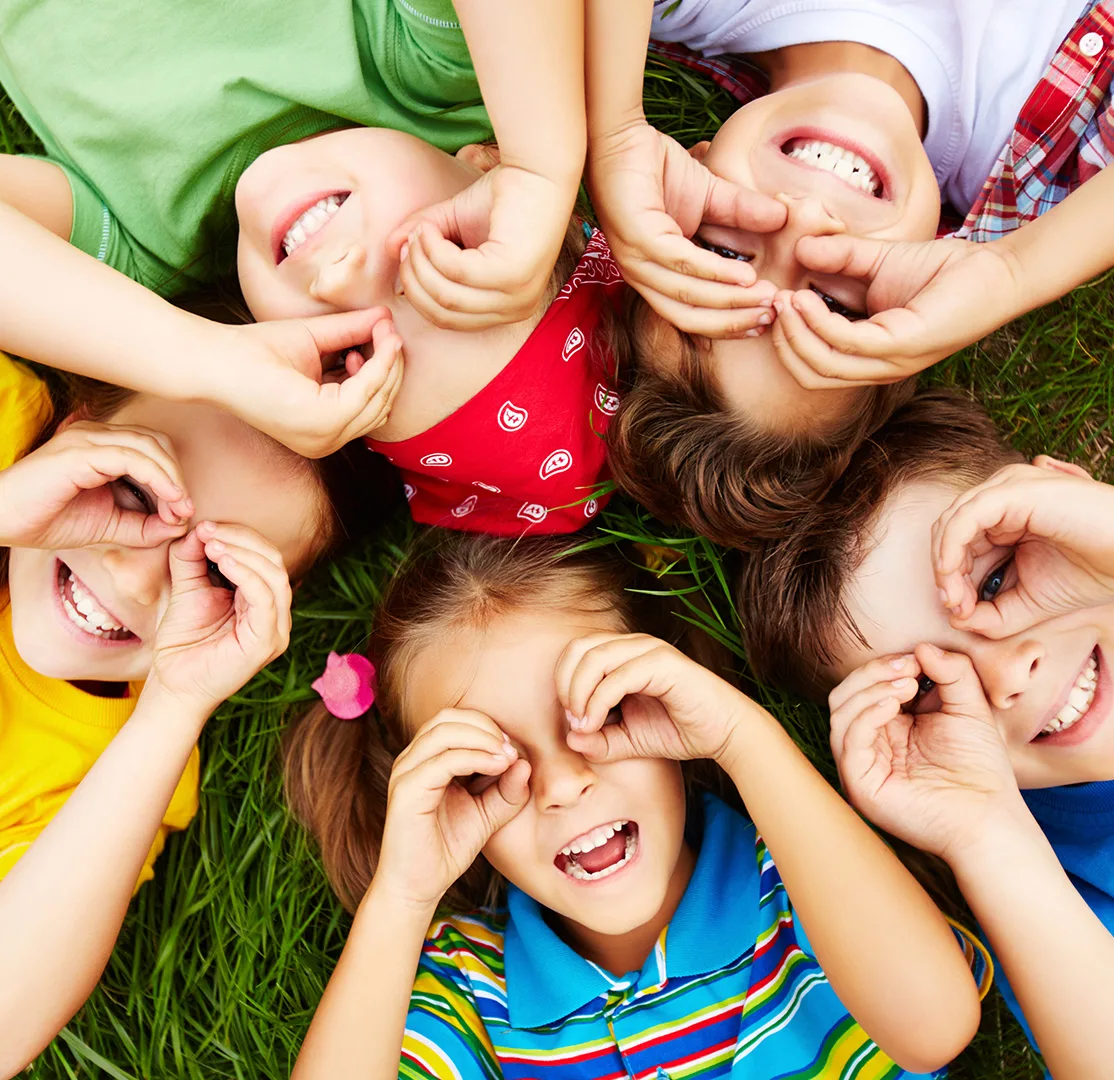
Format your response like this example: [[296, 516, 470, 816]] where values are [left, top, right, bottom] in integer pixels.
[[756, 195, 845, 288], [100, 544, 170, 610], [310, 244, 380, 309], [533, 746, 597, 812], [971, 636, 1045, 710]]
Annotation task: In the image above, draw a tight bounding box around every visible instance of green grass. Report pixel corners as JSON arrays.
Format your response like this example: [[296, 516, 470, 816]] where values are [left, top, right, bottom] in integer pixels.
[[3, 53, 1098, 1080]]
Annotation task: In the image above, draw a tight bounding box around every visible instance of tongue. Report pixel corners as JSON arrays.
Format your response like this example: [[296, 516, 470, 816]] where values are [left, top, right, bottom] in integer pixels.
[[575, 830, 627, 874]]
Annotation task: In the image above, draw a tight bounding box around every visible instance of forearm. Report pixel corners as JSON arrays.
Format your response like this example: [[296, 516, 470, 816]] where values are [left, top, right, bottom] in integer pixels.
[[0, 202, 227, 403], [0, 683, 205, 1076], [585, 0, 653, 138], [719, 712, 979, 1072], [292, 880, 436, 1080], [999, 165, 1114, 314], [453, 0, 586, 183], [948, 812, 1114, 1079]]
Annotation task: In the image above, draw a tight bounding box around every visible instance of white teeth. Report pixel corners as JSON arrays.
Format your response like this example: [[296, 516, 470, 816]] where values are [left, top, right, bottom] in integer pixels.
[[785, 140, 881, 195], [562, 831, 637, 881], [59, 568, 128, 636], [560, 820, 626, 858], [281, 194, 347, 258], [1042, 655, 1098, 735]]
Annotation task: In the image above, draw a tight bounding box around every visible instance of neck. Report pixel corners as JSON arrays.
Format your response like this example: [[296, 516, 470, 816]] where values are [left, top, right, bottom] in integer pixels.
[[755, 41, 927, 139], [552, 842, 696, 977], [69, 679, 129, 698], [371, 297, 539, 443]]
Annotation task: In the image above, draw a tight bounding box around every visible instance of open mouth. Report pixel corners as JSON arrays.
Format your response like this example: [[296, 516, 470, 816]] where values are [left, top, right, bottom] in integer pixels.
[[1036, 648, 1099, 739], [781, 135, 884, 197], [56, 560, 136, 642], [554, 820, 638, 882], [274, 192, 349, 264]]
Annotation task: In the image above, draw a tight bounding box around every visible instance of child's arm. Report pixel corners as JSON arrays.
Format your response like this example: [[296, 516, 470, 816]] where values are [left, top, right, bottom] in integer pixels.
[[557, 634, 981, 1074], [0, 202, 403, 458], [831, 646, 1114, 1079], [0, 156, 74, 240], [767, 164, 1114, 386], [0, 524, 292, 1076], [386, 1, 586, 331], [291, 710, 531, 1079], [585, 0, 785, 337]]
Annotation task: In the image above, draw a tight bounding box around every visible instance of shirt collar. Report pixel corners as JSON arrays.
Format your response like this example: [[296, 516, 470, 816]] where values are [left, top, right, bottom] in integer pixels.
[[504, 793, 761, 1029]]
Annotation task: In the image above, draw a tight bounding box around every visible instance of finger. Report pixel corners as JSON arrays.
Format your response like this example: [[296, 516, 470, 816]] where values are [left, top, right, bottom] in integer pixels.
[[558, 634, 653, 724], [479, 758, 532, 827], [628, 226, 759, 287], [211, 550, 284, 656], [769, 298, 863, 389], [701, 173, 788, 235], [202, 537, 292, 638], [913, 645, 991, 717], [397, 248, 500, 332], [386, 198, 462, 260], [795, 233, 889, 281], [839, 696, 904, 770], [393, 720, 512, 780], [340, 338, 405, 441], [397, 709, 512, 773], [830, 675, 919, 763], [74, 443, 190, 516], [194, 521, 287, 571], [789, 289, 917, 364], [168, 529, 216, 590], [627, 252, 777, 310], [103, 510, 189, 550], [566, 721, 641, 764], [1033, 454, 1091, 480], [579, 651, 674, 735], [635, 284, 779, 338], [400, 747, 518, 813], [553, 632, 628, 714], [403, 225, 509, 317], [301, 307, 393, 358], [828, 653, 919, 713]]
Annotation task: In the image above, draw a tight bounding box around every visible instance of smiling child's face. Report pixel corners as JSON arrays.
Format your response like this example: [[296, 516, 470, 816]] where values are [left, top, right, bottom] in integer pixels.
[[406, 607, 691, 943], [831, 481, 1114, 789], [7, 397, 324, 684], [235, 128, 482, 322], [646, 73, 941, 434]]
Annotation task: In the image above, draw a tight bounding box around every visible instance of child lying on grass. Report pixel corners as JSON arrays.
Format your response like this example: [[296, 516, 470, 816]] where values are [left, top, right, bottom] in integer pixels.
[[735, 389, 1114, 1078], [1, 2, 622, 533], [0, 353, 386, 1075], [587, 0, 1114, 546], [283, 532, 986, 1079]]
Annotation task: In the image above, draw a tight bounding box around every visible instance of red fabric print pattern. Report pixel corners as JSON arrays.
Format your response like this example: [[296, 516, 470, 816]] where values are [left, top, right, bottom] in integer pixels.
[[366, 229, 625, 535]]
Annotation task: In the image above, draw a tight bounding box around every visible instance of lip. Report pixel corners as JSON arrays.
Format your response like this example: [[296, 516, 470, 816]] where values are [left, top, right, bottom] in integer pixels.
[[771, 125, 893, 201], [553, 820, 641, 888], [1031, 646, 1108, 748], [270, 189, 350, 266], [53, 559, 139, 649]]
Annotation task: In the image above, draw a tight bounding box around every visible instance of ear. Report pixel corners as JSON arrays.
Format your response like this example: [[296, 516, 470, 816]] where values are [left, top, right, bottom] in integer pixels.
[[455, 142, 501, 174], [688, 140, 712, 163], [1032, 454, 1092, 480]]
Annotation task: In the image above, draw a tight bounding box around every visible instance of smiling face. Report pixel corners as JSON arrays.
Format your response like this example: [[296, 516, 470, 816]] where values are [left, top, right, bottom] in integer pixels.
[[7, 397, 324, 683], [235, 128, 482, 321], [646, 72, 940, 434], [406, 607, 691, 943], [832, 481, 1114, 789]]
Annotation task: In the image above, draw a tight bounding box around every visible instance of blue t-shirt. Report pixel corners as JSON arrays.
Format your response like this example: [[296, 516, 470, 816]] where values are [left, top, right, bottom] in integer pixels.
[[991, 780, 1114, 1056]]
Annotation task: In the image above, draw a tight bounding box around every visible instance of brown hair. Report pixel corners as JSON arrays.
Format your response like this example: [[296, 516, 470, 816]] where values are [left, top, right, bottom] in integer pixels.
[[0, 371, 399, 592], [606, 294, 915, 549], [736, 388, 1025, 700], [283, 531, 740, 914]]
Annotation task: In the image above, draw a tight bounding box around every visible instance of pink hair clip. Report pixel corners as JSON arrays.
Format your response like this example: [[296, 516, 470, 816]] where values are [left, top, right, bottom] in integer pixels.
[[312, 651, 376, 719]]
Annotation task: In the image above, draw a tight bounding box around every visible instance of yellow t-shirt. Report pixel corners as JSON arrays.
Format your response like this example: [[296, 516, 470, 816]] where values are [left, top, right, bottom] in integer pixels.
[[0, 353, 200, 886]]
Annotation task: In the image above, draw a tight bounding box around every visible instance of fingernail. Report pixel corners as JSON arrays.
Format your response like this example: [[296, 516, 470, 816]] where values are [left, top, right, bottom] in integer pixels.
[[208, 540, 225, 555], [564, 708, 584, 731], [891, 678, 915, 689], [924, 643, 944, 656], [502, 739, 517, 759], [937, 587, 950, 608], [400, 241, 409, 263], [744, 327, 762, 338], [222, 555, 237, 568], [757, 312, 772, 326], [393, 275, 403, 296], [773, 300, 784, 314], [889, 656, 909, 671], [759, 297, 774, 307]]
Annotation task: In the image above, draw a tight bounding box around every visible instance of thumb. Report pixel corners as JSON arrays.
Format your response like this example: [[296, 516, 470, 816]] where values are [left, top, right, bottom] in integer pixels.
[[914, 645, 992, 717], [702, 172, 787, 234], [796, 233, 890, 281], [300, 307, 392, 356], [566, 723, 641, 764], [167, 529, 210, 592], [480, 759, 532, 829]]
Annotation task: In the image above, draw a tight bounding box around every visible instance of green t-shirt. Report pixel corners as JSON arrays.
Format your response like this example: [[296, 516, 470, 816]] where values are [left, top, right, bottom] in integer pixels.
[[0, 0, 492, 294]]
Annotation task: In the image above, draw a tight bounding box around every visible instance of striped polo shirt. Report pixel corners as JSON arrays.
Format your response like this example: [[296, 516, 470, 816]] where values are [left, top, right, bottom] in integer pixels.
[[401, 793, 990, 1080]]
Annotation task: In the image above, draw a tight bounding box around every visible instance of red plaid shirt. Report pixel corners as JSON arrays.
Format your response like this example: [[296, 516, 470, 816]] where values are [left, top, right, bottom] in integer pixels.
[[957, 0, 1114, 241]]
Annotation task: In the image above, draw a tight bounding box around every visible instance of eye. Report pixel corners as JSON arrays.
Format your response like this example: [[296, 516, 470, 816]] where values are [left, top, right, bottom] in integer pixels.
[[978, 556, 1014, 603], [206, 559, 236, 592], [111, 476, 154, 514], [694, 237, 754, 262], [809, 285, 866, 321], [461, 773, 499, 797]]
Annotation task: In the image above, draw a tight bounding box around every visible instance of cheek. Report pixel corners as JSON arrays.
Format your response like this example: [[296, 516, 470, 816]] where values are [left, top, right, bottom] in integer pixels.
[[479, 812, 535, 888]]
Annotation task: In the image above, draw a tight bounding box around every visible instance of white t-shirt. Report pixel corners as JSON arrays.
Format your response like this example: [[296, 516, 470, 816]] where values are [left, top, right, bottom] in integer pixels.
[[650, 0, 1087, 213]]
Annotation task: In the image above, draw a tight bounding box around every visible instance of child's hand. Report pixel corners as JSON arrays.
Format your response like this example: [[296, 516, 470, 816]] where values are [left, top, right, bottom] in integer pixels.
[[830, 645, 1023, 862], [386, 163, 576, 331], [223, 308, 403, 459], [556, 632, 753, 767], [933, 457, 1114, 636], [588, 121, 785, 336], [374, 710, 531, 912], [768, 235, 1024, 387], [0, 421, 192, 551], [147, 523, 292, 715]]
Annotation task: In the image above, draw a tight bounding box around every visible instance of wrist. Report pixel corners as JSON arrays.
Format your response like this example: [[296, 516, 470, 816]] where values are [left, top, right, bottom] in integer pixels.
[[938, 794, 1045, 874], [133, 677, 213, 736], [713, 697, 774, 776], [362, 872, 442, 927]]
